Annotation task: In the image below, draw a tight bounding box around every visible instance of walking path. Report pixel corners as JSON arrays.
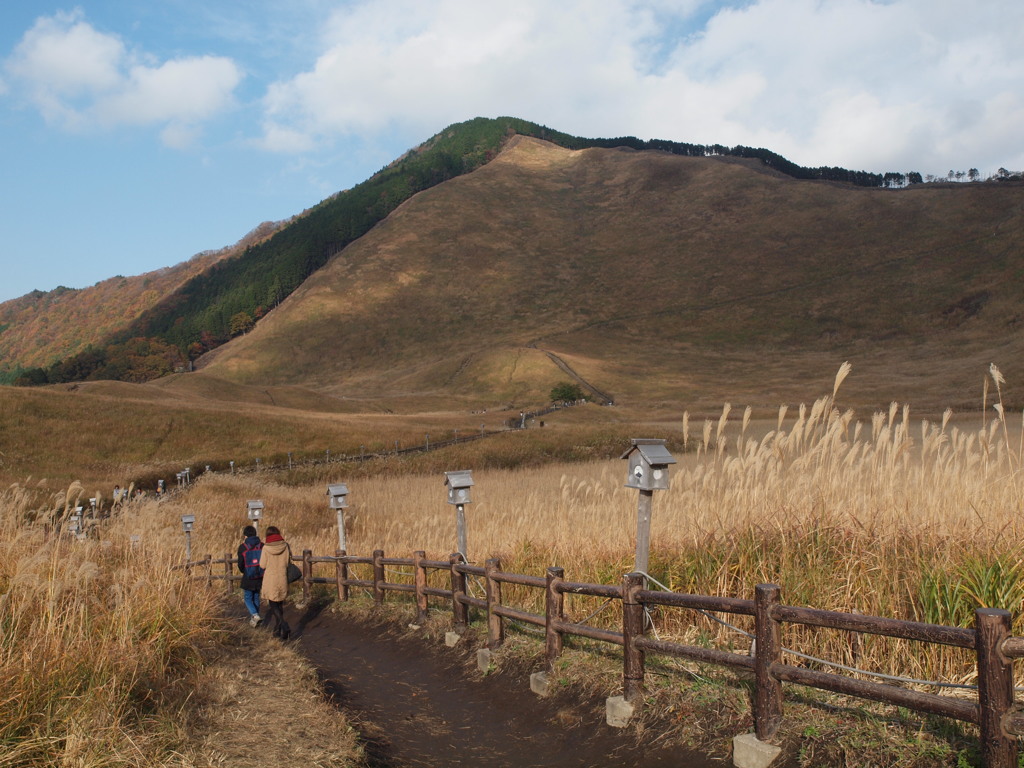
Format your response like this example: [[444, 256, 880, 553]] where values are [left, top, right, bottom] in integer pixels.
[[286, 603, 720, 768]]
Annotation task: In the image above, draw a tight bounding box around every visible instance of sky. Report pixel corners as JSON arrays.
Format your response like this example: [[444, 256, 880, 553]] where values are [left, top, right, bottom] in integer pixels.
[[1, 0, 1022, 303]]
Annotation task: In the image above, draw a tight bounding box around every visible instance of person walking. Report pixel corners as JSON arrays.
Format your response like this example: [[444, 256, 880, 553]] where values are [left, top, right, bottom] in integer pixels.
[[236, 525, 264, 627], [259, 525, 292, 640]]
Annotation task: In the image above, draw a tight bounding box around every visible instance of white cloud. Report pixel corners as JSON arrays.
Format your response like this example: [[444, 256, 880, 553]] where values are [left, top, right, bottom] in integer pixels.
[[257, 0, 1024, 175], [4, 9, 242, 147], [99, 56, 242, 125]]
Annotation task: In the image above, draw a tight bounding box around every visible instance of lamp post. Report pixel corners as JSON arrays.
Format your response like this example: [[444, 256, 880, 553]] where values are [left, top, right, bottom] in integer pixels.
[[621, 439, 677, 575], [246, 500, 264, 532], [444, 470, 475, 557], [181, 515, 195, 561], [327, 483, 350, 551], [69, 509, 82, 539]]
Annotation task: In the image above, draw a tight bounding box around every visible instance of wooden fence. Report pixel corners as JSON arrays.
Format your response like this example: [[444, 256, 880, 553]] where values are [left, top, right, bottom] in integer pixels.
[[185, 548, 1024, 767]]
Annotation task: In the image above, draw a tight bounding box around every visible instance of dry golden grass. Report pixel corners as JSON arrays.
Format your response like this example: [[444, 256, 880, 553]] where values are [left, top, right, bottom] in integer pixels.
[[0, 484, 363, 767], [5, 363, 1024, 766], [0, 378, 517, 489], [164, 364, 1024, 695]]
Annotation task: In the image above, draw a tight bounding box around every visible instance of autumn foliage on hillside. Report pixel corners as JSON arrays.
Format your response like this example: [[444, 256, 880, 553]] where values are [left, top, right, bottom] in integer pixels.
[[0, 222, 283, 386]]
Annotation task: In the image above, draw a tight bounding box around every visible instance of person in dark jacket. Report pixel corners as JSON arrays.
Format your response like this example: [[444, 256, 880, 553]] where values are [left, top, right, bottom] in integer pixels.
[[236, 525, 264, 627]]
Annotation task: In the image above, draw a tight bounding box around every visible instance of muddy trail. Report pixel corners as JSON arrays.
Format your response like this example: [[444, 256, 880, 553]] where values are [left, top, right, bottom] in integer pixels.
[[284, 603, 722, 768]]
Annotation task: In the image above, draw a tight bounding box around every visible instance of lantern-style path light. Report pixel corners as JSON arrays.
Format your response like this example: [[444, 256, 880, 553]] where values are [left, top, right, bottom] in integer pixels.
[[620, 438, 676, 575], [246, 499, 264, 532], [181, 514, 196, 561], [327, 483, 350, 551], [444, 470, 475, 557]]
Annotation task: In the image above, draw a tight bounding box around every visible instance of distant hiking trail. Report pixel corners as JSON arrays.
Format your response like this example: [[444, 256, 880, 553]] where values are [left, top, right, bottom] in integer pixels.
[[282, 603, 718, 768], [527, 343, 615, 405]]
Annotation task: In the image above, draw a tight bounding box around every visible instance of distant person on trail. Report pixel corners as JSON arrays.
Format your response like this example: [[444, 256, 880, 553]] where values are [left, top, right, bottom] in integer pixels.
[[237, 525, 264, 627], [259, 525, 293, 640]]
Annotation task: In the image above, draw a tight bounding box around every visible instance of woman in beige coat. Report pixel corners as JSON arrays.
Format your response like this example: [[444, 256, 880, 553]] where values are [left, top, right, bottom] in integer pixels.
[[258, 525, 292, 639]]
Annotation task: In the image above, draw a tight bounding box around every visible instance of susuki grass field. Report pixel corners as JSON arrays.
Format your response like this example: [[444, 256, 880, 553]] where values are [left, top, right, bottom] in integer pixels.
[[2, 364, 1023, 765], [173, 365, 1024, 688]]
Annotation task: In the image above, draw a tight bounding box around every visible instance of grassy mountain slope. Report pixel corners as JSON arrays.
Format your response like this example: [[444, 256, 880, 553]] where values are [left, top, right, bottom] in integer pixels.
[[1, 117, 920, 386], [197, 136, 1024, 412]]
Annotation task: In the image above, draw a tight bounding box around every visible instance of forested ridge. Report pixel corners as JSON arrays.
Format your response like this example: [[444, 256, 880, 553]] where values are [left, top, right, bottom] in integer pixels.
[[1, 115, 977, 386]]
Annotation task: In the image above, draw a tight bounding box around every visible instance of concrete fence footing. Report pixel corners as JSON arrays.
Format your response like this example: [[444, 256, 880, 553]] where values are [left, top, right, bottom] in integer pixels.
[[732, 733, 782, 768], [530, 671, 550, 697], [605, 696, 634, 727]]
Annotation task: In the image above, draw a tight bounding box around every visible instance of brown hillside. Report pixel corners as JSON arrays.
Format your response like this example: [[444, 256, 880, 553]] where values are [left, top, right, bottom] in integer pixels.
[[199, 136, 1024, 412], [0, 221, 284, 371]]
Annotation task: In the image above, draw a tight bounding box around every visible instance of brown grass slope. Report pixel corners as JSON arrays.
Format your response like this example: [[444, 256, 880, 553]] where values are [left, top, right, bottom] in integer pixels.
[[0, 221, 284, 371], [199, 136, 1023, 410]]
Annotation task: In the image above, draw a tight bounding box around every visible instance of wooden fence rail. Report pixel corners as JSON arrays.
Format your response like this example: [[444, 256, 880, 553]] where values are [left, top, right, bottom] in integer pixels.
[[180, 548, 1022, 767]]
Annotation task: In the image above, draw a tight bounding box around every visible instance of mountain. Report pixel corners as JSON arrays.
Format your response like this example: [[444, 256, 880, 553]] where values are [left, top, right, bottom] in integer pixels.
[[2, 117, 1023, 411], [0, 117, 927, 387], [197, 135, 1024, 412], [0, 221, 284, 381]]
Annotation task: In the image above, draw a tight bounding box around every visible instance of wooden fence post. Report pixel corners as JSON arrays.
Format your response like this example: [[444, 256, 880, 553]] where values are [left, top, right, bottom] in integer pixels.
[[976, 608, 1016, 768], [336, 549, 349, 602], [485, 557, 504, 650], [849, 608, 862, 665], [414, 551, 428, 624], [754, 583, 784, 741], [622, 572, 646, 704], [205, 554, 213, 587], [373, 549, 385, 605], [545, 566, 565, 673], [224, 552, 233, 595], [302, 549, 312, 604], [450, 553, 468, 631]]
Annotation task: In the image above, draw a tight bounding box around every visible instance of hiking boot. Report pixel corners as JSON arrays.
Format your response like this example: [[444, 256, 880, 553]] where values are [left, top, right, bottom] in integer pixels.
[[250, 614, 262, 627]]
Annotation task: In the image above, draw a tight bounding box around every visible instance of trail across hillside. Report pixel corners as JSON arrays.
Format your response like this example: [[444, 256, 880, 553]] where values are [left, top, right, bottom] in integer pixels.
[[285, 603, 719, 768], [527, 344, 615, 405]]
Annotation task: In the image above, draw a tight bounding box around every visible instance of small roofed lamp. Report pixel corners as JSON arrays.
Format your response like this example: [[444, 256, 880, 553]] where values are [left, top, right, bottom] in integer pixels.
[[621, 439, 676, 575], [327, 483, 350, 551], [444, 470, 474, 557], [246, 500, 264, 531], [68, 509, 82, 539], [180, 514, 196, 561]]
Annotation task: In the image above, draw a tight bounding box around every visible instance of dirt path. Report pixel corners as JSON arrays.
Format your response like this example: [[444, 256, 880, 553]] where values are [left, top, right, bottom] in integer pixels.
[[287, 603, 721, 768]]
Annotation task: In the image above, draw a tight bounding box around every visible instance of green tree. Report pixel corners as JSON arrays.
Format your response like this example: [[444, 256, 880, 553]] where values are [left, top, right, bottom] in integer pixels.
[[550, 382, 585, 403], [229, 311, 255, 337]]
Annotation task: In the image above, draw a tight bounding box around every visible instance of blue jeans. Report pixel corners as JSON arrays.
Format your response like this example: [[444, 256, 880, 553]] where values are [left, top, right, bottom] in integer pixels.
[[243, 588, 261, 616]]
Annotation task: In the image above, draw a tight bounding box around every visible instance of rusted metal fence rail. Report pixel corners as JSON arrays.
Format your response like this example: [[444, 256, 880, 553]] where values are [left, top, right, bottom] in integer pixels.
[[180, 549, 1023, 768]]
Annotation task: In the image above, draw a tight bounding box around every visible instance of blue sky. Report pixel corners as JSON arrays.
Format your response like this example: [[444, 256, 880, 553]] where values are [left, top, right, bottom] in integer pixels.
[[1, 0, 1022, 303]]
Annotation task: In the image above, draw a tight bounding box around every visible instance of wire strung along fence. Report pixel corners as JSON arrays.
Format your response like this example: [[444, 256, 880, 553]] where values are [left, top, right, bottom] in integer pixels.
[[179, 547, 1024, 768]]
